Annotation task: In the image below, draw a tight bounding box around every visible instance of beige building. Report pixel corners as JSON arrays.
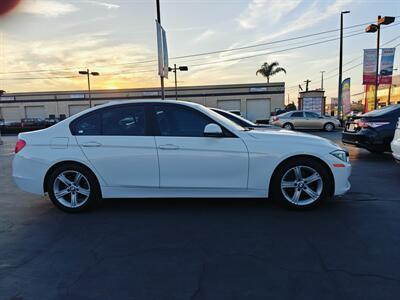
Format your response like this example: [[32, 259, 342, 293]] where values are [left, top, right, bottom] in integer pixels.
[[0, 83, 285, 122]]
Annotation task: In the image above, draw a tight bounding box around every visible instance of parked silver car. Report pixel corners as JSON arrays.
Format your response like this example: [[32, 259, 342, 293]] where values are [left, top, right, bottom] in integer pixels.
[[270, 111, 341, 131]]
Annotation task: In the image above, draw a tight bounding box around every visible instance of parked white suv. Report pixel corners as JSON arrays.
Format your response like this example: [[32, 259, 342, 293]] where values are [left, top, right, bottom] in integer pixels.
[[391, 117, 400, 163], [13, 100, 351, 212]]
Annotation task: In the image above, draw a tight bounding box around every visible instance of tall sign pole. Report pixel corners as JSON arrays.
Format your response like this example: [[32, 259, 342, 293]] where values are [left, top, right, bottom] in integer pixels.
[[338, 11, 350, 120], [156, 0, 165, 100], [374, 15, 381, 110]]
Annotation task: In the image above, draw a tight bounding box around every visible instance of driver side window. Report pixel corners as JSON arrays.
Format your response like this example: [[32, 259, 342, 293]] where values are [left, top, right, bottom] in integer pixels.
[[154, 104, 214, 137]]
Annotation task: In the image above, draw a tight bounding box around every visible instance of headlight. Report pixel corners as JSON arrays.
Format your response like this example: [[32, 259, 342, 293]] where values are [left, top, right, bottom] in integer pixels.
[[330, 150, 349, 162]]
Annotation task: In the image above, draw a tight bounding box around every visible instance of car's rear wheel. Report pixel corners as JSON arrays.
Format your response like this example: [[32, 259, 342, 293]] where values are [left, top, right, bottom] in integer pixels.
[[283, 123, 294, 130], [47, 163, 101, 213], [324, 122, 335, 132], [271, 158, 332, 209]]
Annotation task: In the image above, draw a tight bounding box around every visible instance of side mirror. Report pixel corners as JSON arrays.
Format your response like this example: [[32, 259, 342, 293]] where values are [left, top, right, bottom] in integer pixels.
[[204, 123, 223, 137]]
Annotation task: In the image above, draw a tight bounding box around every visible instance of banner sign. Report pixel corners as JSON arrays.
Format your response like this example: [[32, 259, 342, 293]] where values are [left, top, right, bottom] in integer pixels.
[[364, 84, 375, 112], [379, 48, 396, 84], [341, 78, 351, 115], [156, 20, 169, 79], [363, 49, 377, 85], [302, 97, 323, 114]]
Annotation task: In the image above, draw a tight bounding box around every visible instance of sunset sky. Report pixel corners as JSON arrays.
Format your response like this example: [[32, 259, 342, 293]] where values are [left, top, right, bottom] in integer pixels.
[[0, 0, 399, 103]]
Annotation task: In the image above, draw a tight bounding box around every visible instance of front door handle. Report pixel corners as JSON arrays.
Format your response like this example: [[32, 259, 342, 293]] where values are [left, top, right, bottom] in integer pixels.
[[82, 141, 102, 147], [158, 144, 180, 150]]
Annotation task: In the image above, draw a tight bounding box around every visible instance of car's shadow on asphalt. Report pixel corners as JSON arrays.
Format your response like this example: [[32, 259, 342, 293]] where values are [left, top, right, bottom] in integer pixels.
[[93, 197, 345, 215]]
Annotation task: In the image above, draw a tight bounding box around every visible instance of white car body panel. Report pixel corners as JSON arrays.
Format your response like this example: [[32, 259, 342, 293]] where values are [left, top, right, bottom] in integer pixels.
[[155, 136, 249, 189], [391, 118, 400, 163], [12, 100, 351, 199], [76, 135, 159, 188]]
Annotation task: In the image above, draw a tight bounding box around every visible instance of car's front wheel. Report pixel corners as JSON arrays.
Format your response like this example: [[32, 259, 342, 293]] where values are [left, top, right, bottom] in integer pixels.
[[47, 163, 101, 212], [271, 158, 332, 209]]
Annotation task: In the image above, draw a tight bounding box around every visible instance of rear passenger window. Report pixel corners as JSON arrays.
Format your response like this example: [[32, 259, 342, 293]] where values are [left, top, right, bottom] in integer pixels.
[[291, 112, 304, 118], [72, 113, 101, 135], [71, 105, 146, 136]]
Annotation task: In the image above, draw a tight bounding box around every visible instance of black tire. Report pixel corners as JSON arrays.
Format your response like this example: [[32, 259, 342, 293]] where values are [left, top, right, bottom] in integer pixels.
[[47, 163, 101, 213], [324, 122, 335, 132], [282, 123, 294, 130], [367, 148, 385, 154], [270, 157, 333, 210]]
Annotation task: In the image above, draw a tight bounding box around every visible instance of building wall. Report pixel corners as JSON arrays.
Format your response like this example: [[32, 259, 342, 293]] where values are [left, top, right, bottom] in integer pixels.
[[0, 83, 285, 122]]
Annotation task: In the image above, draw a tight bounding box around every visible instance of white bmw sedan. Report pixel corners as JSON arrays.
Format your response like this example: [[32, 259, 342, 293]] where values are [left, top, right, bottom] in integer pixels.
[[13, 100, 351, 212]]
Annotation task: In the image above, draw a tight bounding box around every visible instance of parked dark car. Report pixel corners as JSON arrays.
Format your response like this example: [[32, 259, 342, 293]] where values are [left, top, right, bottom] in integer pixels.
[[21, 118, 46, 130], [342, 104, 400, 153], [210, 108, 272, 129]]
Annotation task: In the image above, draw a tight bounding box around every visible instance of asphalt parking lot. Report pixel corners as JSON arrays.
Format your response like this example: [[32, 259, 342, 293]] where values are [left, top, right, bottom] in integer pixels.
[[0, 131, 400, 300]]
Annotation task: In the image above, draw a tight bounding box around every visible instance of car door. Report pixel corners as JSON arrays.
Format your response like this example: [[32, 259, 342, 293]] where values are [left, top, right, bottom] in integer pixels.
[[304, 112, 322, 129], [290, 112, 306, 128], [152, 103, 249, 189], [72, 104, 159, 188]]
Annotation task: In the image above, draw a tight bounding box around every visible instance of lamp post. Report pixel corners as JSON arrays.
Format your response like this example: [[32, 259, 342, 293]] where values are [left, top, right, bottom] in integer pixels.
[[78, 69, 99, 108], [168, 64, 188, 100], [156, 0, 165, 100], [365, 16, 395, 109], [338, 10, 350, 120]]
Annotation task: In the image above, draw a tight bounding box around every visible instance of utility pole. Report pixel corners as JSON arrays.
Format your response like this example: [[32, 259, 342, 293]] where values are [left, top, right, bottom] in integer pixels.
[[338, 11, 350, 120], [304, 79, 311, 92], [156, 0, 165, 100], [320, 71, 325, 90]]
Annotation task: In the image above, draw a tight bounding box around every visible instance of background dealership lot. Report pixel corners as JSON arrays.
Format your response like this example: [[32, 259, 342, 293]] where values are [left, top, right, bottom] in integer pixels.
[[1, 131, 400, 300]]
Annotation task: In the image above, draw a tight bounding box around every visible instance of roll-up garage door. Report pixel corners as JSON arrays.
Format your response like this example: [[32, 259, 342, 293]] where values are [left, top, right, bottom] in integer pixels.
[[25, 106, 46, 119], [69, 105, 89, 116], [246, 99, 271, 122], [217, 100, 241, 112], [1, 107, 21, 121]]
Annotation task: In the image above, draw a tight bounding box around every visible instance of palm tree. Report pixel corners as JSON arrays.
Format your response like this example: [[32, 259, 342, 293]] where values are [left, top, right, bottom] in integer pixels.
[[256, 62, 286, 83]]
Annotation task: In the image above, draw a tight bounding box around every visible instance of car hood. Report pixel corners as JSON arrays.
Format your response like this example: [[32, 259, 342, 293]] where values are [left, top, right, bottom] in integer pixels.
[[246, 129, 342, 150]]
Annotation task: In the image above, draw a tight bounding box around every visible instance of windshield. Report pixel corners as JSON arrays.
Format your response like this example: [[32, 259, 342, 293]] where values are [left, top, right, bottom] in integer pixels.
[[204, 107, 246, 131], [363, 104, 400, 117], [211, 109, 256, 127]]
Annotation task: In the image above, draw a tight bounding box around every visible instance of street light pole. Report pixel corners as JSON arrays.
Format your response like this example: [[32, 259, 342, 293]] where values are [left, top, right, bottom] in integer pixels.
[[156, 0, 165, 100], [338, 11, 350, 120], [374, 15, 381, 110], [365, 16, 395, 110], [320, 71, 325, 90], [168, 65, 188, 100], [79, 69, 100, 108], [86, 69, 92, 108]]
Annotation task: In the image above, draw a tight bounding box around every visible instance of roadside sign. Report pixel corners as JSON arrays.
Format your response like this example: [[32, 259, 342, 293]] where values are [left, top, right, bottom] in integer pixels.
[[156, 20, 169, 79], [379, 48, 396, 84], [363, 49, 377, 85]]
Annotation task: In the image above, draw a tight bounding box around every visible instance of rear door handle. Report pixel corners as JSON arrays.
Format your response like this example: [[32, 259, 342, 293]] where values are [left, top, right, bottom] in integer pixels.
[[82, 141, 102, 147], [158, 144, 180, 150]]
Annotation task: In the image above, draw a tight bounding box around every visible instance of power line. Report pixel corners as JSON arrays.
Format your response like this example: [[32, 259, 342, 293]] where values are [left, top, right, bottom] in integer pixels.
[[1, 18, 398, 76]]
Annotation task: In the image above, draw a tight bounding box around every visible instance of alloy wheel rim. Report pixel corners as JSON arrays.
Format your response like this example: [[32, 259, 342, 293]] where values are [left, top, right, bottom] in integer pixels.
[[284, 124, 292, 129], [280, 165, 323, 206], [326, 124, 333, 131], [53, 170, 91, 208]]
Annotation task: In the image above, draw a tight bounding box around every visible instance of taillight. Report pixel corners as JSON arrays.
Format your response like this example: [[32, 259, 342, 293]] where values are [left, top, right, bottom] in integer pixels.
[[357, 121, 389, 128], [15, 139, 26, 154]]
